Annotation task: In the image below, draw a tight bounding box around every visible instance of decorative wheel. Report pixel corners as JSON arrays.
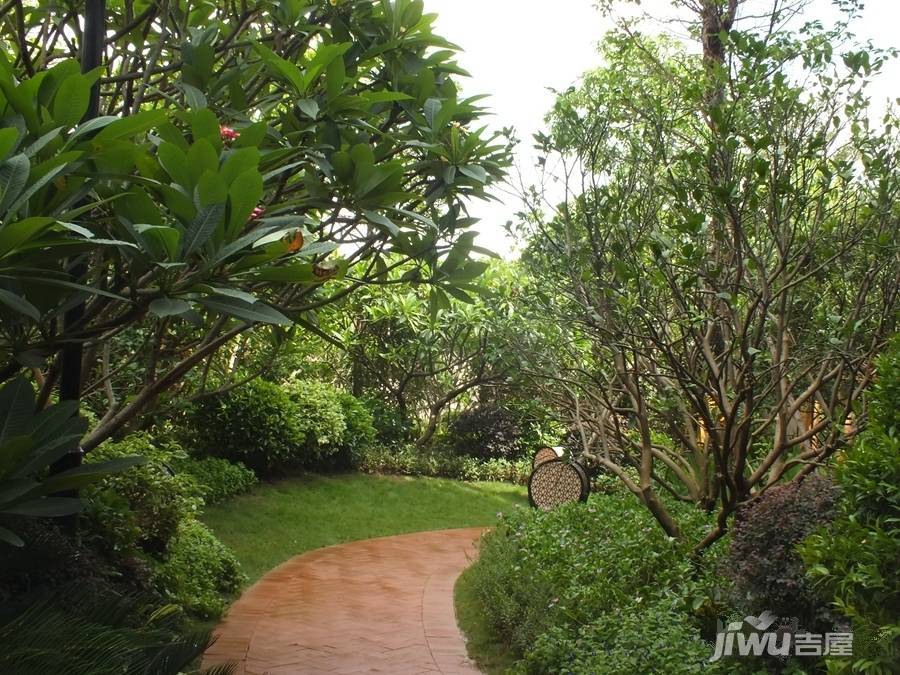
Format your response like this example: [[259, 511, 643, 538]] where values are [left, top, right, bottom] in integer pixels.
[[532, 446, 563, 469], [528, 458, 590, 510]]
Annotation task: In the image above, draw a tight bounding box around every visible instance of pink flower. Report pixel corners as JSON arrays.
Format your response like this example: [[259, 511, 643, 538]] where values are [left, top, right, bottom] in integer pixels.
[[248, 206, 266, 222], [220, 125, 240, 142]]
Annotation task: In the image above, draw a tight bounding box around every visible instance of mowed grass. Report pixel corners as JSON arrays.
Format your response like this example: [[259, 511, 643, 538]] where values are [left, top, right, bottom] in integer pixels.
[[203, 472, 527, 583]]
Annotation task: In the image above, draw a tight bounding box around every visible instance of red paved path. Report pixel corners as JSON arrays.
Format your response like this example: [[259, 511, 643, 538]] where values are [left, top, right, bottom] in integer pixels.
[[203, 528, 485, 675]]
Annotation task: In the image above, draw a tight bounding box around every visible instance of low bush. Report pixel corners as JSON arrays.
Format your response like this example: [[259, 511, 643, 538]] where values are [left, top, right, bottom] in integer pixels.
[[188, 378, 308, 475], [154, 519, 245, 619], [327, 391, 377, 469], [464, 490, 729, 673], [725, 474, 841, 624], [283, 379, 347, 462], [187, 379, 374, 474], [525, 601, 726, 675], [446, 405, 523, 460], [800, 341, 900, 672], [358, 444, 530, 484], [81, 433, 247, 621], [83, 434, 203, 555], [171, 455, 257, 504], [366, 397, 414, 445]]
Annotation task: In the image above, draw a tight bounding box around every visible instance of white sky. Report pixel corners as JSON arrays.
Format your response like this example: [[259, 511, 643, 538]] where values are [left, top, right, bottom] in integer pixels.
[[425, 0, 900, 258]]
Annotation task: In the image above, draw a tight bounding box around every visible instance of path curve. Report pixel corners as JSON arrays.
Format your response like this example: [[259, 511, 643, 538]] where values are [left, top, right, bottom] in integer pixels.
[[202, 528, 485, 675]]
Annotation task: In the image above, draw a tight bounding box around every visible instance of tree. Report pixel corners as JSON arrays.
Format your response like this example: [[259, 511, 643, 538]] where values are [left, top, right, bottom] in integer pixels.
[[517, 0, 898, 549], [324, 259, 526, 446], [0, 0, 510, 447]]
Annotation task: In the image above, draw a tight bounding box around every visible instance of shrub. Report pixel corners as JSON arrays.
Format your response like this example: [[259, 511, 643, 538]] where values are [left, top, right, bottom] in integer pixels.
[[358, 444, 531, 484], [366, 397, 414, 445], [154, 520, 245, 619], [171, 456, 257, 504], [466, 491, 727, 667], [327, 392, 377, 469], [724, 474, 840, 623], [446, 405, 524, 460], [83, 435, 202, 554], [188, 379, 308, 475], [81, 433, 248, 620], [283, 379, 347, 462], [525, 601, 727, 675], [799, 342, 900, 672]]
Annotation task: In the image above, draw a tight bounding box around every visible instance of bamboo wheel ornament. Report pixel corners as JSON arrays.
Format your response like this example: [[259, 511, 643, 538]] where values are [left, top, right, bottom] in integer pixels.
[[532, 446, 563, 469], [528, 459, 590, 510]]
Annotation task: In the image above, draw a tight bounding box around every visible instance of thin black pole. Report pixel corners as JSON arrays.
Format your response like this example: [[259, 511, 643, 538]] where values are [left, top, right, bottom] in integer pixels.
[[53, 0, 106, 478]]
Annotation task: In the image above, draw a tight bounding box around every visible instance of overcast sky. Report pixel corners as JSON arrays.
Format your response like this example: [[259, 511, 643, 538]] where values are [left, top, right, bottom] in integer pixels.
[[424, 0, 900, 258]]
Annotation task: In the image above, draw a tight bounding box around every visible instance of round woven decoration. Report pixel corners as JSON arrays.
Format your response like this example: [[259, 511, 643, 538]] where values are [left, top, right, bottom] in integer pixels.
[[532, 446, 563, 469], [528, 459, 590, 510]]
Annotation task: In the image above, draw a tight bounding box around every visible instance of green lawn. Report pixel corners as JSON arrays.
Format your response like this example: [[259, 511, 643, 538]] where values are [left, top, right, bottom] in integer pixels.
[[203, 472, 526, 583]]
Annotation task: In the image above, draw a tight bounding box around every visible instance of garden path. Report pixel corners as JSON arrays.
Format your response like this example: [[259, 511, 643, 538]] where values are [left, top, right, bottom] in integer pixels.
[[202, 527, 484, 675]]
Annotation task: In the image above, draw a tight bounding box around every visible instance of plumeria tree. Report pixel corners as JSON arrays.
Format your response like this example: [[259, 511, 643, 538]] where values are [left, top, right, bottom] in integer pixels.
[[518, 0, 898, 549], [0, 0, 510, 449]]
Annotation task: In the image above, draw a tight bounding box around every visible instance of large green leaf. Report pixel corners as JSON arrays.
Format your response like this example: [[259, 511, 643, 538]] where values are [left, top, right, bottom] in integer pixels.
[[149, 297, 192, 317], [38, 456, 146, 494], [93, 109, 167, 143], [0, 437, 34, 480], [3, 496, 83, 517], [51, 73, 93, 127], [0, 376, 34, 445], [0, 127, 20, 162], [30, 399, 79, 449], [0, 217, 55, 257], [0, 154, 30, 218], [198, 295, 291, 325], [180, 202, 225, 258], [0, 288, 40, 321]]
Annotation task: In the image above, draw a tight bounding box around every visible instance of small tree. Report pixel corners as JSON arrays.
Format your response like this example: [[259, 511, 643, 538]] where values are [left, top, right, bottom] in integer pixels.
[[517, 0, 898, 549]]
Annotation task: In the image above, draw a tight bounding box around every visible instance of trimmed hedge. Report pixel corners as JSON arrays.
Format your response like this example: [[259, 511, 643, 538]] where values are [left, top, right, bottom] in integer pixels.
[[187, 379, 376, 474], [84, 434, 203, 555], [172, 456, 257, 504], [154, 519, 245, 619], [82, 434, 247, 620], [358, 444, 530, 484]]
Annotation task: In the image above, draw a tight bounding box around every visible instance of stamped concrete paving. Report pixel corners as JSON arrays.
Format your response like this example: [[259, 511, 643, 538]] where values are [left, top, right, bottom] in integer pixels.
[[203, 528, 485, 675]]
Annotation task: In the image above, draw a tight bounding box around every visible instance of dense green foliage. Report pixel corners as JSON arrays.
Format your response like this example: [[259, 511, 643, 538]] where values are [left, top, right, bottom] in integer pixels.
[[85, 435, 203, 554], [0, 0, 896, 671], [0, 377, 141, 547], [189, 378, 378, 474], [154, 520, 245, 619], [189, 379, 309, 475], [358, 444, 530, 484], [171, 455, 257, 505], [81, 433, 248, 624], [0, 588, 217, 675], [464, 492, 728, 673], [284, 379, 349, 461], [445, 405, 526, 460], [800, 343, 900, 673]]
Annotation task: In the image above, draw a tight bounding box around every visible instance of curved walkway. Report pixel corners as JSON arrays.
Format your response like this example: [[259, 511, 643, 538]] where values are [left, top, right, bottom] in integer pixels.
[[202, 528, 485, 675]]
